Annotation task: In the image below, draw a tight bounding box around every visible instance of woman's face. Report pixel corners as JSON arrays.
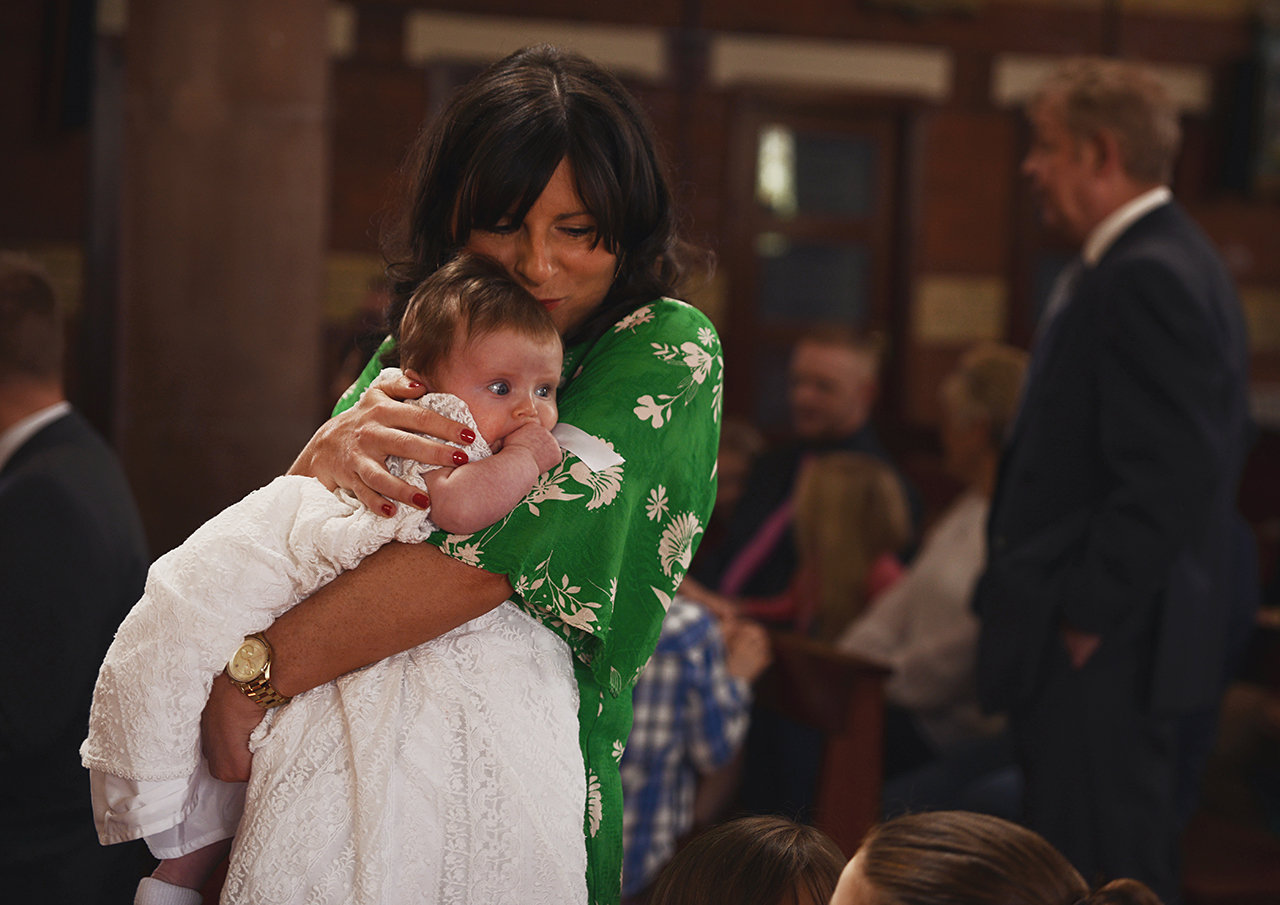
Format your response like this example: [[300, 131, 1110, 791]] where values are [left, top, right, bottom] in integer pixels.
[[464, 159, 618, 337]]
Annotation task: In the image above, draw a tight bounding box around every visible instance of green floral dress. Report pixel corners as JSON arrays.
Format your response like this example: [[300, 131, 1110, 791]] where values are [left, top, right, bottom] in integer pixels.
[[335, 298, 722, 904]]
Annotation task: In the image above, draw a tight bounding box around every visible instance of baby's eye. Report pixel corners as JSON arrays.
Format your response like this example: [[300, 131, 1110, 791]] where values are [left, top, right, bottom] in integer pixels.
[[535, 385, 553, 398], [488, 381, 510, 396]]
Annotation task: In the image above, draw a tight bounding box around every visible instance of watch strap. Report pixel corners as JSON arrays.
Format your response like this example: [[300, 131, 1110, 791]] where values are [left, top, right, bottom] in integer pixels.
[[236, 672, 291, 708]]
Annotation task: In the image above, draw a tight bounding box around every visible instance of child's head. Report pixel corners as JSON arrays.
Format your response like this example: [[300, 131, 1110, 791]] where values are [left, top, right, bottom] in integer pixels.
[[647, 815, 845, 905], [792, 451, 912, 640], [395, 253, 563, 447], [833, 810, 1164, 905]]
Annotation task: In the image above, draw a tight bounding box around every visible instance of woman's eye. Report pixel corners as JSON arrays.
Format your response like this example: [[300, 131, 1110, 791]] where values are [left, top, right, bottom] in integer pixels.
[[488, 381, 510, 396], [560, 225, 596, 239], [481, 219, 518, 236]]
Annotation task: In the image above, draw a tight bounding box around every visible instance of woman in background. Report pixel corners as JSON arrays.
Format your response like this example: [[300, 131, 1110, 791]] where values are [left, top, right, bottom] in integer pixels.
[[838, 342, 1027, 815]]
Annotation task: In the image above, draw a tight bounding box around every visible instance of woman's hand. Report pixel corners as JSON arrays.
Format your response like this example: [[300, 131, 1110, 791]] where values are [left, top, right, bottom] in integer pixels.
[[290, 371, 478, 514], [201, 672, 266, 783]]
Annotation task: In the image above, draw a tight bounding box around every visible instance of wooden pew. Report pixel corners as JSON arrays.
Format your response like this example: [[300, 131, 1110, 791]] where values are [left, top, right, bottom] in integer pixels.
[[753, 631, 890, 856]]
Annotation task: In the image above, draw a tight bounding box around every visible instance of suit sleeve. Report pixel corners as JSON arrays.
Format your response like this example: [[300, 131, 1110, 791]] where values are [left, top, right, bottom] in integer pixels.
[[1060, 257, 1237, 635], [0, 474, 111, 755]]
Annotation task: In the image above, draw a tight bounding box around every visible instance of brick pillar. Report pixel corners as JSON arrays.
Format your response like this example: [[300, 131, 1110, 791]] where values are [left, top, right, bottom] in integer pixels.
[[116, 0, 329, 552]]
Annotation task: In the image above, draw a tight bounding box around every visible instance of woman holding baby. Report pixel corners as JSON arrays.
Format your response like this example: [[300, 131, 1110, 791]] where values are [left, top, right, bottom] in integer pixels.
[[199, 43, 721, 905]]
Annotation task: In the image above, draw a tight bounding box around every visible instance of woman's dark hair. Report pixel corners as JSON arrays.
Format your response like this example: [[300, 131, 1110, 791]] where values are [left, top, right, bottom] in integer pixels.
[[646, 816, 846, 905], [857, 811, 1164, 905], [383, 44, 697, 348], [389, 252, 560, 384]]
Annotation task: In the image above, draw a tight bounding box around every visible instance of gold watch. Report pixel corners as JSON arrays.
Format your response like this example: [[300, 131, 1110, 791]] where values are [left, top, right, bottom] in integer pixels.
[[226, 632, 291, 708]]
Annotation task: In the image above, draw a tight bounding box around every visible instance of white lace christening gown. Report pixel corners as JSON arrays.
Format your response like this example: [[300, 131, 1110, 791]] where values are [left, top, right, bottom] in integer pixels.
[[82, 391, 586, 905]]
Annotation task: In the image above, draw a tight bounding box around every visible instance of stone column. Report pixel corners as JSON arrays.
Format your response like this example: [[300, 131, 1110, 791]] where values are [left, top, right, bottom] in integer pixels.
[[116, 0, 329, 553]]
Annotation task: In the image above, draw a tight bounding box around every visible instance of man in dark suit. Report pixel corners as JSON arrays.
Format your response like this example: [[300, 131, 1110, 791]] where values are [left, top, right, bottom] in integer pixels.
[[0, 253, 153, 902], [973, 59, 1253, 904]]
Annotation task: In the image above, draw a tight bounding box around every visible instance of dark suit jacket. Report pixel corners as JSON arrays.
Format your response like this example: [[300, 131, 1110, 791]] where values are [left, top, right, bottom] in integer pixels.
[[974, 201, 1252, 717], [0, 408, 150, 894]]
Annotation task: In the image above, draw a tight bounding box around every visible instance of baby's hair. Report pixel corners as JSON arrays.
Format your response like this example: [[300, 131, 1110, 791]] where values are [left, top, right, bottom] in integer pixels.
[[647, 815, 845, 905], [390, 252, 561, 384]]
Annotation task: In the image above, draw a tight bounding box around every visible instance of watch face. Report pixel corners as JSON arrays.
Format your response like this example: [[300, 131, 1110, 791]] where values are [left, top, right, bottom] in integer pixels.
[[228, 636, 270, 683]]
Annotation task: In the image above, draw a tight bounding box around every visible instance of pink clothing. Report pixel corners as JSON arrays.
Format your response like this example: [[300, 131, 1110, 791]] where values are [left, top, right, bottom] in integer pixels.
[[737, 552, 904, 637], [866, 551, 906, 602]]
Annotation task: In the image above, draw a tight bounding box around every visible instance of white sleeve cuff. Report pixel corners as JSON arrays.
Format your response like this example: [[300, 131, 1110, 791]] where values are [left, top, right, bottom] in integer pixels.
[[91, 756, 245, 859]]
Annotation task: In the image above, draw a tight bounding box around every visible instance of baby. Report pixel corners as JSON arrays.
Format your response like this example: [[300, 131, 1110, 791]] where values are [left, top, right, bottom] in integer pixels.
[[82, 254, 587, 904]]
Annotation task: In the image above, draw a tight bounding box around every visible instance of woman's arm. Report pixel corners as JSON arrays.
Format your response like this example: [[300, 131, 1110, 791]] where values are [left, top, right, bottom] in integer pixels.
[[202, 541, 512, 781]]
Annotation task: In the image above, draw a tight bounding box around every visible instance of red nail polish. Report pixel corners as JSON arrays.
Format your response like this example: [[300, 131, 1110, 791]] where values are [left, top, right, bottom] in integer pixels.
[[413, 492, 430, 509], [381, 503, 395, 517], [407, 380, 423, 389], [460, 428, 476, 444], [453, 450, 469, 466]]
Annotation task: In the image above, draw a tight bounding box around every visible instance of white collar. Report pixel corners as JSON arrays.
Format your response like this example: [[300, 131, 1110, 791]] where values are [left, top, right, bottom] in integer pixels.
[[0, 400, 72, 474], [1082, 186, 1172, 266]]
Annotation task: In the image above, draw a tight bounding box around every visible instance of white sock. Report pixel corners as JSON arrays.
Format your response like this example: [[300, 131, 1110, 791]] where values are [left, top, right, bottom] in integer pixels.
[[135, 877, 203, 905]]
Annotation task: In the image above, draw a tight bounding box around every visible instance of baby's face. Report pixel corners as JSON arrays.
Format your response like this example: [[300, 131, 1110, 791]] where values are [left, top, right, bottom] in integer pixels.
[[433, 327, 562, 450]]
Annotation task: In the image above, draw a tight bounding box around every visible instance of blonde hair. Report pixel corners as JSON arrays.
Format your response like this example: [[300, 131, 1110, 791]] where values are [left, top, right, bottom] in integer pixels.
[[939, 342, 1029, 448], [1033, 56, 1181, 185], [792, 452, 911, 642]]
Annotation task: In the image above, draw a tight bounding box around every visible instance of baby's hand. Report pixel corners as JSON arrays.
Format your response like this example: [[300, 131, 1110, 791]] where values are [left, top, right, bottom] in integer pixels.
[[502, 422, 563, 473]]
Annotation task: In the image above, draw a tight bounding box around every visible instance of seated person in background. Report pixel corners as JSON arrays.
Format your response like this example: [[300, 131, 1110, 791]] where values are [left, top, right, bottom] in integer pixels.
[[680, 450, 911, 822], [838, 342, 1027, 818], [788, 451, 910, 641], [646, 815, 845, 905], [688, 326, 919, 604], [620, 598, 772, 902], [831, 809, 1164, 905], [683, 451, 910, 640]]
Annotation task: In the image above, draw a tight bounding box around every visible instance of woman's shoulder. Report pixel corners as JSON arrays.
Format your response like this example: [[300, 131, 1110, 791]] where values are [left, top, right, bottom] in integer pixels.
[[566, 298, 719, 377], [606, 297, 717, 341]]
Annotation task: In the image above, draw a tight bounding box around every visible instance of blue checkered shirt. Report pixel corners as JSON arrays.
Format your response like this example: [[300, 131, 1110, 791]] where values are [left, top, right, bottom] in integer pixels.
[[619, 596, 753, 896]]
